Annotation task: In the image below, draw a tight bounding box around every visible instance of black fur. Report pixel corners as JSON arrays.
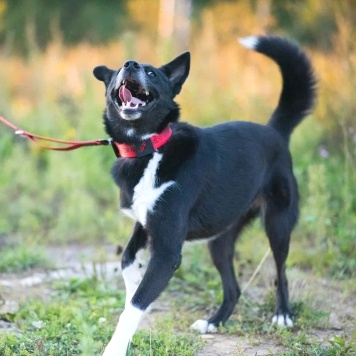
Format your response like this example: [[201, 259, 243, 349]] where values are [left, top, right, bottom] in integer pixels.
[[94, 36, 316, 331]]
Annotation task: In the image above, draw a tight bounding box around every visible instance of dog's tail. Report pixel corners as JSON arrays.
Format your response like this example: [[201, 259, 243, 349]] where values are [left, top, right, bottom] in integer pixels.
[[239, 36, 316, 142]]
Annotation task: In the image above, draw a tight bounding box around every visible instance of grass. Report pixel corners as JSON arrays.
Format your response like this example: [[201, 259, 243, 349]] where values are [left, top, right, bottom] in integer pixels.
[[0, 277, 118, 355], [0, 243, 50, 273], [275, 330, 356, 356], [0, 275, 204, 356], [0, 242, 355, 355], [128, 328, 204, 356]]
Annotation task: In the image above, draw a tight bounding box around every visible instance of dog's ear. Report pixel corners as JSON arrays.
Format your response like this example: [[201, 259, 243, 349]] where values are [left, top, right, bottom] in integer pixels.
[[93, 66, 115, 88], [160, 52, 190, 96]]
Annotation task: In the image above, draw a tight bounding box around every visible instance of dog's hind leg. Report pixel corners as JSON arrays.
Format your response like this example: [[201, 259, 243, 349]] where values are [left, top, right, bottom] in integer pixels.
[[191, 209, 260, 334], [264, 179, 297, 328], [191, 227, 240, 333], [121, 223, 148, 309]]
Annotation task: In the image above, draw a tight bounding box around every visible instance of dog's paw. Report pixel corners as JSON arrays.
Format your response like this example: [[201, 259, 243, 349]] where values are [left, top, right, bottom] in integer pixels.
[[272, 314, 293, 328], [190, 319, 217, 334], [102, 345, 127, 356]]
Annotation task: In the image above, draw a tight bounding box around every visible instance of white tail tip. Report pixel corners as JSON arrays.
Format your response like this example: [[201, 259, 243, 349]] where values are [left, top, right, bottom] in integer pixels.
[[238, 36, 259, 49]]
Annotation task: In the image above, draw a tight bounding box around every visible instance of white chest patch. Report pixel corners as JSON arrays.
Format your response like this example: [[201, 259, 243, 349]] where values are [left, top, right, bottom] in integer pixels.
[[122, 152, 174, 226]]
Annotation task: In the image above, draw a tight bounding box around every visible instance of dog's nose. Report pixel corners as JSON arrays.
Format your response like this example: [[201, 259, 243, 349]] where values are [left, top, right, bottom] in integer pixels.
[[123, 60, 140, 70]]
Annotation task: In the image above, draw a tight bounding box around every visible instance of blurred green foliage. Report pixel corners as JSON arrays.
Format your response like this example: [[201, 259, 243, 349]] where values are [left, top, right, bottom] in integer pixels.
[[0, 0, 127, 55], [0, 0, 355, 277], [0, 0, 355, 54]]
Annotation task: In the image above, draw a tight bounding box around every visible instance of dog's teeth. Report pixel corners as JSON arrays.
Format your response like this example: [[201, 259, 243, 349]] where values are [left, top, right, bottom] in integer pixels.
[[134, 103, 139, 109], [145, 90, 149, 96]]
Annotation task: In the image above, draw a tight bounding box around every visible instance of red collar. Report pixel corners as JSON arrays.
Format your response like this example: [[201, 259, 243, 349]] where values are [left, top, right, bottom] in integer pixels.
[[112, 126, 172, 158]]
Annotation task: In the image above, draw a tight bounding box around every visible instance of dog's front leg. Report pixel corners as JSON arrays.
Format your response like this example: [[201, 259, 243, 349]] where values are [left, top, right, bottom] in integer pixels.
[[120, 223, 148, 309], [103, 226, 184, 356]]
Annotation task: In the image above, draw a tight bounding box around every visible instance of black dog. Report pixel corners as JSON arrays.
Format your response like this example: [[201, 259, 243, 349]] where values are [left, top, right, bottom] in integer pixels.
[[93, 36, 315, 355]]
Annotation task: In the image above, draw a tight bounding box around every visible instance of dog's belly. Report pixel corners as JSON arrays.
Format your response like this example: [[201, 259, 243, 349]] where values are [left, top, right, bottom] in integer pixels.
[[121, 152, 174, 226]]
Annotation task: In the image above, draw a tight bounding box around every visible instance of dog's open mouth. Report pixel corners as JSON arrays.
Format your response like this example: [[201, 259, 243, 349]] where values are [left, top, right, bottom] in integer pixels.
[[113, 79, 154, 110]]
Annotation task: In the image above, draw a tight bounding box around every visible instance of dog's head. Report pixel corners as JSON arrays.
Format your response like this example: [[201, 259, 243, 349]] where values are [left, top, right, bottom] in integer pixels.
[[93, 52, 190, 141]]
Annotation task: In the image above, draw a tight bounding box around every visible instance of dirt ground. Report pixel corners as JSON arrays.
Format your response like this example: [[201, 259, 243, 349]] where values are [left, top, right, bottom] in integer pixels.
[[0, 245, 355, 355]]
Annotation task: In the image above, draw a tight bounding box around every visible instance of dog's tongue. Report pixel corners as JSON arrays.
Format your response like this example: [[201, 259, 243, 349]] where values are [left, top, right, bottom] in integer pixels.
[[119, 85, 145, 107], [119, 85, 132, 104]]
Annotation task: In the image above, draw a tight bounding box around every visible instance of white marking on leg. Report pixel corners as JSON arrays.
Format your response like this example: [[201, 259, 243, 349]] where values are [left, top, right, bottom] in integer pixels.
[[190, 319, 217, 334], [238, 36, 259, 49], [207, 323, 218, 332], [122, 249, 147, 309], [103, 303, 144, 356], [131, 152, 174, 226], [272, 314, 293, 328]]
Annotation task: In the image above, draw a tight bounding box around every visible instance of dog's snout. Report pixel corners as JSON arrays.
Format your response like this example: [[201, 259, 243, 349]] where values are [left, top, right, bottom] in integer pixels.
[[123, 60, 140, 70]]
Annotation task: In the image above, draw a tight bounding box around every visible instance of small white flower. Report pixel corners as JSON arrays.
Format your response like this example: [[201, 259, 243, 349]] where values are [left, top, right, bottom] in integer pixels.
[[32, 320, 46, 329], [98, 317, 107, 325]]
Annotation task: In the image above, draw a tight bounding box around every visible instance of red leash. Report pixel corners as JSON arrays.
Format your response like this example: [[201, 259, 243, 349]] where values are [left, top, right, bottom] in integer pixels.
[[0, 115, 111, 151], [0, 116, 173, 158]]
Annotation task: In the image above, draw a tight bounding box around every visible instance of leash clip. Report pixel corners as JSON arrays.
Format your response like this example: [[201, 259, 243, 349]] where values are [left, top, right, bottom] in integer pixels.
[[15, 130, 26, 137], [98, 138, 111, 146], [108, 138, 120, 157]]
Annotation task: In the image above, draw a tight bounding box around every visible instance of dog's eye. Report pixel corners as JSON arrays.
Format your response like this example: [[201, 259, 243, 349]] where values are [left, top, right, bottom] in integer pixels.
[[147, 70, 156, 77]]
